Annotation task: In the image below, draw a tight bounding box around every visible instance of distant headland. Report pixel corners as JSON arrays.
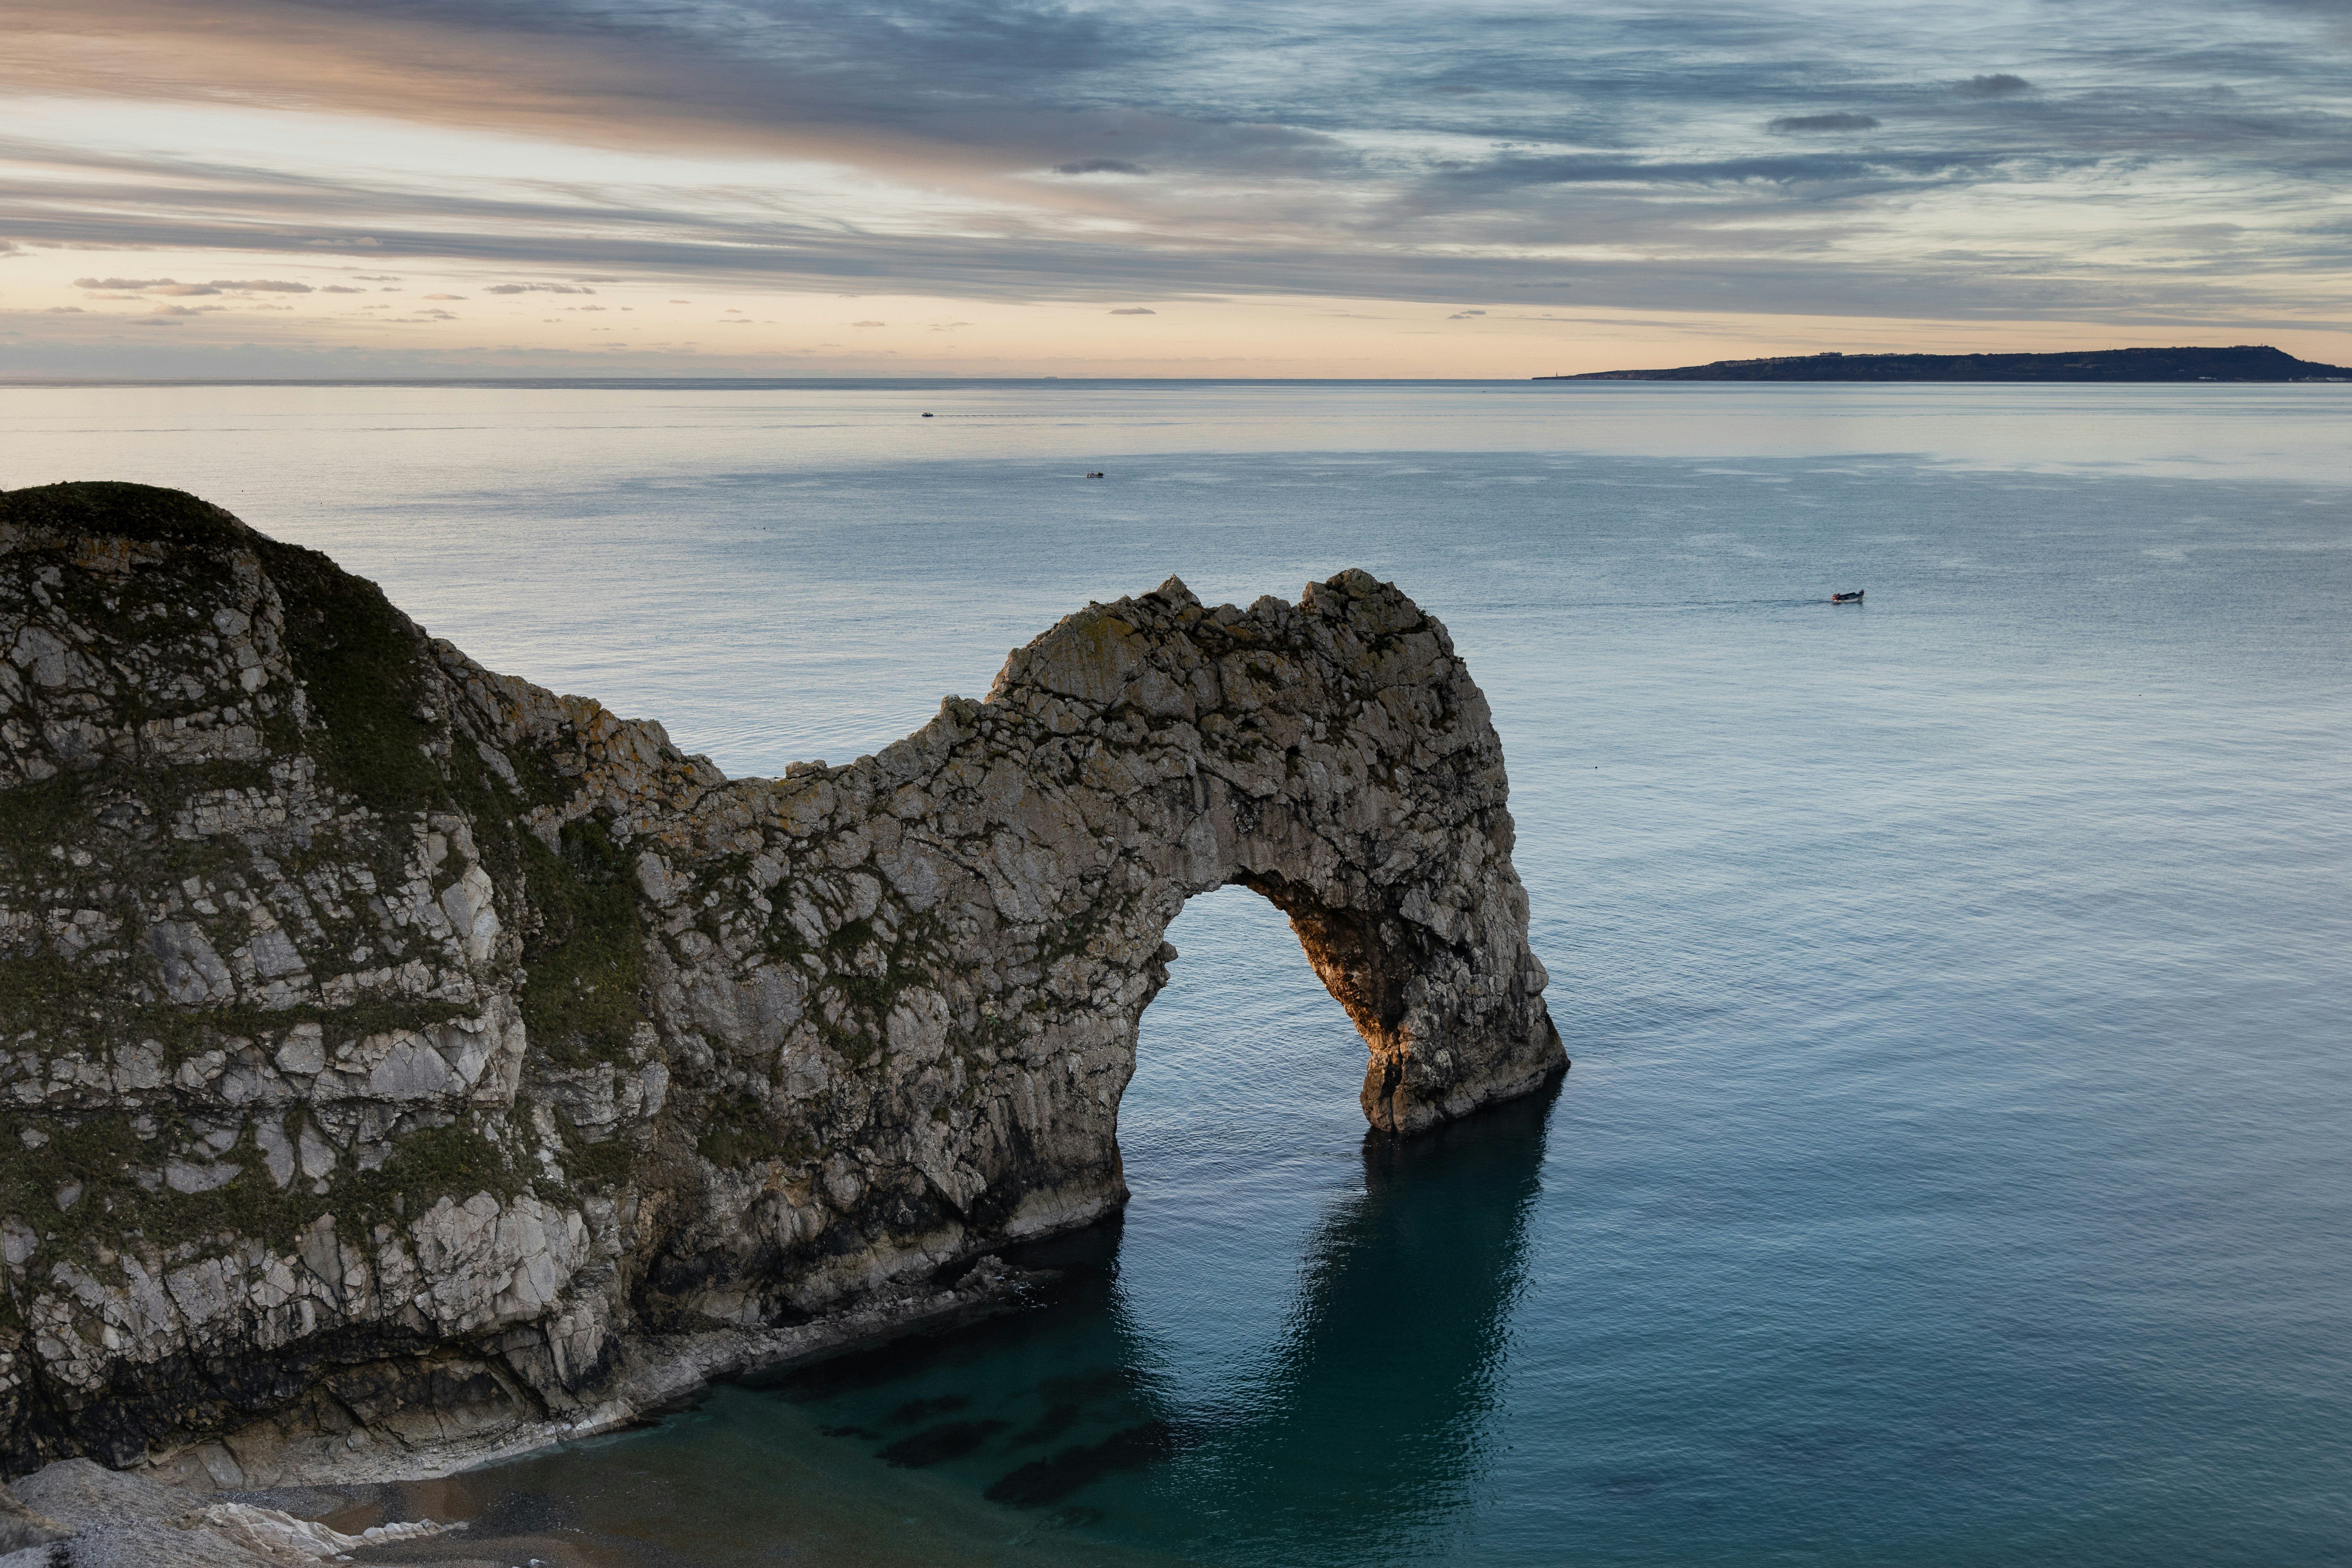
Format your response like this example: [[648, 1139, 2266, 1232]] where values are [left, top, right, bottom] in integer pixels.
[[1540, 344, 2350, 383]]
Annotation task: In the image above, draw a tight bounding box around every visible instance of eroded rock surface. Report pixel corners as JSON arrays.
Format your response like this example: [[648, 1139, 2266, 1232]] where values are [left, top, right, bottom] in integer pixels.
[[0, 481, 1562, 1479]]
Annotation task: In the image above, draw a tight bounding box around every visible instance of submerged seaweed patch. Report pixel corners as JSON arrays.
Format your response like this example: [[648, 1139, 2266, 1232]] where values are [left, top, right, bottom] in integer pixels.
[[884, 1393, 971, 1426], [982, 1420, 1180, 1507], [1009, 1400, 1083, 1448], [877, 1418, 1008, 1468]]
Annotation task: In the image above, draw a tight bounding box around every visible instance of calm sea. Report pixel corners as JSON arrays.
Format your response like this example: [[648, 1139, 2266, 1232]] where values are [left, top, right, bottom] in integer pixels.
[[4, 381, 2348, 1566]]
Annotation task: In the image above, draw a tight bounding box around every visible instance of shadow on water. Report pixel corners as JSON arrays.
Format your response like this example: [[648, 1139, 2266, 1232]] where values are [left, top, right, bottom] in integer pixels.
[[1140, 1080, 1560, 1560], [800, 1077, 1561, 1560], [815, 1076, 1563, 1557], [333, 1080, 1558, 1566]]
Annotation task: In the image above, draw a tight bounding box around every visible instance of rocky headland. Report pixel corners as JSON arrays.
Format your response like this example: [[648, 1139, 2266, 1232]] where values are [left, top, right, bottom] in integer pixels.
[[0, 481, 1562, 1555], [1540, 343, 2351, 381]]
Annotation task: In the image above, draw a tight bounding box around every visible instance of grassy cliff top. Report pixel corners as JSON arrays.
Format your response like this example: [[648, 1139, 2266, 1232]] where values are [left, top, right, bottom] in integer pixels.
[[0, 482, 266, 551]]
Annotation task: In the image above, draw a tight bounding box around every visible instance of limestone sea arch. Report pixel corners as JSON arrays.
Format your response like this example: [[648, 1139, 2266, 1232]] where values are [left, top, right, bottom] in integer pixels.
[[0, 481, 1562, 1475]]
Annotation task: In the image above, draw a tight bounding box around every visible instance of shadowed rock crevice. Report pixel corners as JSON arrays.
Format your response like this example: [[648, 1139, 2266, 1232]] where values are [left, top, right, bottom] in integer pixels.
[[0, 481, 1562, 1481]]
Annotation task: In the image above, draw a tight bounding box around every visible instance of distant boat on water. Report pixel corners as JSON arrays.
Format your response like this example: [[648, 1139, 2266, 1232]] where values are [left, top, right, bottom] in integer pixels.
[[1831, 590, 1865, 603]]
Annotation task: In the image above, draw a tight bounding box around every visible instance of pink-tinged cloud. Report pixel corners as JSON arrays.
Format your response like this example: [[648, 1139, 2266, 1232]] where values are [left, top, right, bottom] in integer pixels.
[[6, 0, 2350, 365]]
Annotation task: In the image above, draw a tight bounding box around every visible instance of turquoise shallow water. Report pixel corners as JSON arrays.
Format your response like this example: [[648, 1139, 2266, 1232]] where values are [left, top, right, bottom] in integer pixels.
[[5, 382, 2349, 1564]]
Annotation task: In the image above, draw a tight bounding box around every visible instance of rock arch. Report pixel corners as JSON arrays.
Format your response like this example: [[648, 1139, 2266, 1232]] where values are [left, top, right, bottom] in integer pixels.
[[0, 484, 1561, 1472], [606, 570, 1569, 1314], [984, 569, 1565, 1134]]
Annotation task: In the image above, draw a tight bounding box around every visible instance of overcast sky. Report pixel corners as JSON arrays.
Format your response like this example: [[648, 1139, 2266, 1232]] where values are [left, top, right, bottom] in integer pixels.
[[3, 0, 2348, 375]]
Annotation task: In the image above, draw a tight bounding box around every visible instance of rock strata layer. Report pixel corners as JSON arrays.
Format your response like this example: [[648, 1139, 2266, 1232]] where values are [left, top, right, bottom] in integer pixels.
[[0, 481, 1562, 1480]]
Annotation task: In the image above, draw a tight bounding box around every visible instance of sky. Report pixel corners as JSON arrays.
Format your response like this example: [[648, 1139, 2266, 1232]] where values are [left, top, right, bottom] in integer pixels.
[[3, 0, 2349, 377]]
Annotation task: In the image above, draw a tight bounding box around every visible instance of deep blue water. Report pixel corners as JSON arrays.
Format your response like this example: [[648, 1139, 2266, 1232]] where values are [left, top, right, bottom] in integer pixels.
[[5, 383, 2348, 1564]]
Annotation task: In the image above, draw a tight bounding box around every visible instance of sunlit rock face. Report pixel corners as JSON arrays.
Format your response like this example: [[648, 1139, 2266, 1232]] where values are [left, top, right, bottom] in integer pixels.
[[0, 482, 1562, 1476]]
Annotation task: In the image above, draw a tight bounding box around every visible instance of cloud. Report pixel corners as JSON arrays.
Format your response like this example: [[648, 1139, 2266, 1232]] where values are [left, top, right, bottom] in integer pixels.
[[44, 304, 82, 312], [1433, 149, 1972, 192], [1108, 306, 1155, 314], [127, 317, 182, 327], [1767, 113, 1882, 133], [423, 292, 466, 299], [4, 0, 2350, 336], [319, 284, 364, 293], [484, 282, 597, 294], [1448, 309, 1486, 318], [851, 319, 886, 326], [0, 240, 25, 257], [71, 274, 311, 295]]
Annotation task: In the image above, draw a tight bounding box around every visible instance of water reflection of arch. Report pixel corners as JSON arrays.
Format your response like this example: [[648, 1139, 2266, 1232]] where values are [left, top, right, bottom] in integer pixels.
[[1151, 1082, 1560, 1560]]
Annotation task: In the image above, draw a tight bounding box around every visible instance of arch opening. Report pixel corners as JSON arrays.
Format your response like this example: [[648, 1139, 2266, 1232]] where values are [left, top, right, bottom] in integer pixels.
[[1122, 882, 1379, 1152], [1234, 870, 1417, 1124]]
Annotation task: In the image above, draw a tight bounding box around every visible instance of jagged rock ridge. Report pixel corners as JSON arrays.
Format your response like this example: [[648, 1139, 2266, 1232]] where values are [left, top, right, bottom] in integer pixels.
[[0, 481, 1563, 1479]]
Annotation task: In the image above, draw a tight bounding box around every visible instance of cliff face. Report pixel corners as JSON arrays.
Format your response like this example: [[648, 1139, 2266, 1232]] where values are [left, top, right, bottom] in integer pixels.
[[0, 482, 1563, 1479]]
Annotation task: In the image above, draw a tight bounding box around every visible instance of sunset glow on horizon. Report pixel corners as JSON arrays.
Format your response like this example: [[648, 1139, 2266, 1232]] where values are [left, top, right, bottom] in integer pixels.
[[5, 0, 2349, 377]]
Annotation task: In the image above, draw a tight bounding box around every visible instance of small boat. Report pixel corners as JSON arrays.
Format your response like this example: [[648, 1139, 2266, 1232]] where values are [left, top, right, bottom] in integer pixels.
[[1830, 589, 1864, 603], [921, 412, 934, 418], [1086, 471, 1105, 479]]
